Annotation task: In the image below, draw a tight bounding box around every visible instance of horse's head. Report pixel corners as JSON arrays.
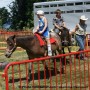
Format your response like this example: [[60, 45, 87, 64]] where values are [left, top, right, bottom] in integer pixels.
[[5, 35, 17, 58], [60, 27, 71, 47]]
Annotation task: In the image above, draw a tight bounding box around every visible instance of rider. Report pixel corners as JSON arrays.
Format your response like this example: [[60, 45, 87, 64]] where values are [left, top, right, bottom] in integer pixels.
[[34, 10, 52, 56], [53, 9, 72, 45], [53, 9, 66, 35]]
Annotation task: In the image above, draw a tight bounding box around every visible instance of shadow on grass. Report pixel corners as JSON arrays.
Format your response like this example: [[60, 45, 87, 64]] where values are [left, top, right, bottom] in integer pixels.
[[9, 68, 60, 83]]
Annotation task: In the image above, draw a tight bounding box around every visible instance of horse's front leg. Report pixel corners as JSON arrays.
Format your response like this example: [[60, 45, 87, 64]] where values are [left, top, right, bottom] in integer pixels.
[[26, 51, 33, 81], [68, 47, 72, 64], [62, 47, 65, 54], [68, 46, 71, 53]]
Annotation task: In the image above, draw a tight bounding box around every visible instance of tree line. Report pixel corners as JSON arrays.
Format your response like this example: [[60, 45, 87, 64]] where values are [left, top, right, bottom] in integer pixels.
[[0, 0, 56, 31]]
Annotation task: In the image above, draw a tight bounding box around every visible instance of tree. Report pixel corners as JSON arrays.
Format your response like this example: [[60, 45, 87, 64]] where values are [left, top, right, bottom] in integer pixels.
[[0, 7, 9, 28], [9, 0, 27, 30], [9, 0, 57, 31]]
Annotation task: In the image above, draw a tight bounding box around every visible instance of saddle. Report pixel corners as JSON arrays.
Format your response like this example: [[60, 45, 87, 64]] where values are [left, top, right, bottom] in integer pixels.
[[35, 33, 56, 46]]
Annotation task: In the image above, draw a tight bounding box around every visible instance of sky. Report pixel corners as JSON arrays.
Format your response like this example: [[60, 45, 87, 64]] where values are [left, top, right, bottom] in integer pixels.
[[0, 0, 14, 11]]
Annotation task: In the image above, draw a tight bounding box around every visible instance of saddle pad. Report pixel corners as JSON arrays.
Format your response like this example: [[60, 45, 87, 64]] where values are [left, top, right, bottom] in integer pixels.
[[35, 34, 56, 46]]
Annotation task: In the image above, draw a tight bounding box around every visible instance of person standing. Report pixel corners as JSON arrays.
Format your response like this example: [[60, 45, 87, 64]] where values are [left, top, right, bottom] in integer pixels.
[[70, 15, 88, 59], [34, 10, 52, 56]]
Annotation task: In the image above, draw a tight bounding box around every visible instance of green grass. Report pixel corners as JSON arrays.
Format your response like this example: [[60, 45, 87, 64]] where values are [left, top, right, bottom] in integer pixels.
[[0, 47, 90, 90]]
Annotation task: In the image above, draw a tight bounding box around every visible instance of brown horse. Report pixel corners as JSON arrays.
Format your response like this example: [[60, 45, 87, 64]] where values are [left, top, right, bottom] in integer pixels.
[[5, 33, 61, 58], [5, 33, 62, 79], [59, 27, 71, 54]]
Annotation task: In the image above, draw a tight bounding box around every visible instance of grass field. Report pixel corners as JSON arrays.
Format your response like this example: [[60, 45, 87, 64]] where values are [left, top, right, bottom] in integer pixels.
[[0, 47, 90, 90]]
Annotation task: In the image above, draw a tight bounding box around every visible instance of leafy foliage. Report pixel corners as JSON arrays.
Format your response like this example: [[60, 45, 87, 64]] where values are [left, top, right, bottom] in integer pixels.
[[0, 0, 57, 31], [9, 0, 57, 30], [0, 7, 9, 28]]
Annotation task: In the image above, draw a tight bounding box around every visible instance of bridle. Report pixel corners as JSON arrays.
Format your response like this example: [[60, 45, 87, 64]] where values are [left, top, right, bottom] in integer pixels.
[[8, 45, 16, 53], [5, 36, 17, 58], [61, 36, 69, 44]]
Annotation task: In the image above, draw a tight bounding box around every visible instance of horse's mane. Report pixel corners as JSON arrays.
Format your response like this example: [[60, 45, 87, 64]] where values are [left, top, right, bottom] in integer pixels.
[[7, 35, 36, 46], [17, 35, 34, 40], [60, 27, 69, 36]]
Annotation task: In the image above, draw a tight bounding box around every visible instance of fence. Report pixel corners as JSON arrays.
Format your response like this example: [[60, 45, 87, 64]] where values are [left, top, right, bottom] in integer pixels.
[[0, 30, 90, 51], [0, 50, 90, 90], [0, 30, 33, 56], [0, 31, 90, 90], [0, 31, 33, 43]]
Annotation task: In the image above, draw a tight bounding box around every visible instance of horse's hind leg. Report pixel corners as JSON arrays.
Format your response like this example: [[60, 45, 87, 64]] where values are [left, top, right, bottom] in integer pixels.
[[28, 62, 32, 81], [42, 61, 49, 78], [68, 47, 72, 64]]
